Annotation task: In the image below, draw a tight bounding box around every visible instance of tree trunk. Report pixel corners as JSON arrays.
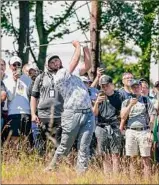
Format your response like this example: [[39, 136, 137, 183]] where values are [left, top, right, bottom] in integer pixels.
[[35, 1, 77, 70], [90, 0, 101, 80], [18, 1, 29, 65], [38, 36, 48, 70], [36, 1, 48, 70]]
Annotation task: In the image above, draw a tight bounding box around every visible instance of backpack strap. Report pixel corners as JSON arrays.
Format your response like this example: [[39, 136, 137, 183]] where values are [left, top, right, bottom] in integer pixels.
[[126, 98, 130, 107], [143, 96, 150, 125], [118, 88, 125, 102], [38, 72, 45, 90], [125, 99, 130, 122]]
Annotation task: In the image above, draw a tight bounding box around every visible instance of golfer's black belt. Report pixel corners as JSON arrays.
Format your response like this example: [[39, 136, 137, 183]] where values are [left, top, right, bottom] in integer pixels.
[[126, 126, 150, 131], [74, 108, 92, 114]]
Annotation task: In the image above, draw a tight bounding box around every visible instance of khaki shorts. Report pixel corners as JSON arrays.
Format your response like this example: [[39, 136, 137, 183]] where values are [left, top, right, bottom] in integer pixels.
[[125, 129, 152, 157]]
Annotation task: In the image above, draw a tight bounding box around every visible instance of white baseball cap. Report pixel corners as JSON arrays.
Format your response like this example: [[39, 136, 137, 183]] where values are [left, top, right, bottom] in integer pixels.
[[9, 56, 22, 65], [28, 63, 39, 72], [80, 76, 92, 83]]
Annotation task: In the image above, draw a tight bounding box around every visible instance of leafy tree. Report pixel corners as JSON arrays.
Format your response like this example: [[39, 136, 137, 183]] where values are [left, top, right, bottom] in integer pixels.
[[1, 1, 30, 64], [1, 1, 19, 56], [1, 1, 89, 69], [101, 35, 141, 87], [101, 0, 159, 83], [35, 1, 77, 69]]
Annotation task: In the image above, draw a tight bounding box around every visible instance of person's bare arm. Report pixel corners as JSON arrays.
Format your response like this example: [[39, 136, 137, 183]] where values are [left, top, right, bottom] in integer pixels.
[[92, 94, 105, 116], [148, 100, 156, 131], [91, 68, 104, 88], [30, 96, 40, 123], [120, 98, 138, 120], [30, 75, 41, 124], [79, 46, 91, 76], [68, 40, 81, 74], [1, 91, 7, 102]]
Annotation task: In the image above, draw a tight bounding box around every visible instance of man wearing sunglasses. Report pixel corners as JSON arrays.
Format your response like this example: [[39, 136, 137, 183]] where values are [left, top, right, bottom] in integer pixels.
[[119, 72, 134, 101], [3, 56, 32, 148]]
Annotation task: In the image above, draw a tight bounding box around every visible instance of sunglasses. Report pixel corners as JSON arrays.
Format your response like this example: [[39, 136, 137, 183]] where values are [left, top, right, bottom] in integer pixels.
[[13, 63, 21, 67], [123, 77, 133, 80]]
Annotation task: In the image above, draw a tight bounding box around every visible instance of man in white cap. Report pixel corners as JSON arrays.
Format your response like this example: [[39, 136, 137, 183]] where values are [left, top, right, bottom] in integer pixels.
[[22, 62, 40, 81], [3, 56, 32, 147], [80, 75, 99, 102], [28, 63, 39, 81]]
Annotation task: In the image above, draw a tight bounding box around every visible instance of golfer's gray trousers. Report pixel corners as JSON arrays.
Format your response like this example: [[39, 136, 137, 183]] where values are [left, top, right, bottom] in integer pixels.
[[49, 108, 95, 172]]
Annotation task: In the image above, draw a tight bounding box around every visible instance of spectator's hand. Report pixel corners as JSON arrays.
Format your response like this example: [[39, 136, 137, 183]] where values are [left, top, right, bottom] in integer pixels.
[[147, 131, 153, 143], [32, 114, 40, 124], [152, 142, 157, 153], [97, 67, 104, 78], [129, 98, 138, 106], [119, 125, 124, 132], [13, 71, 20, 81], [72, 40, 80, 48], [96, 94, 106, 103], [0, 69, 4, 79]]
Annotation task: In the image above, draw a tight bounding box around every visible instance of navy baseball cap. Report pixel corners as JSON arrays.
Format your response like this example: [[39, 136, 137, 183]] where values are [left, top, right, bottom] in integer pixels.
[[154, 81, 159, 87], [139, 78, 148, 83], [130, 79, 140, 87], [99, 75, 112, 85]]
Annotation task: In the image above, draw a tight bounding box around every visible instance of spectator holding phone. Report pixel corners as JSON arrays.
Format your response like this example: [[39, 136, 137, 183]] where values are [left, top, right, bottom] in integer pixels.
[[93, 75, 123, 175], [120, 79, 156, 178], [3, 56, 32, 148]]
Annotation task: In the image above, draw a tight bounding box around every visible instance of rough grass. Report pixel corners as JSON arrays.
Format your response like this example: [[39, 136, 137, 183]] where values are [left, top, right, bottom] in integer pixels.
[[1, 150, 159, 184]]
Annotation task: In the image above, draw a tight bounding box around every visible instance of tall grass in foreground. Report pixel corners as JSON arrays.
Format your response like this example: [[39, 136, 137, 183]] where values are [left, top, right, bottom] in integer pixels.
[[1, 147, 159, 184]]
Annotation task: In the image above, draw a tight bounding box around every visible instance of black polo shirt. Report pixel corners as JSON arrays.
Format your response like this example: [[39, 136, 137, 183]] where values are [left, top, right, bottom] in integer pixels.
[[98, 90, 122, 125]]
